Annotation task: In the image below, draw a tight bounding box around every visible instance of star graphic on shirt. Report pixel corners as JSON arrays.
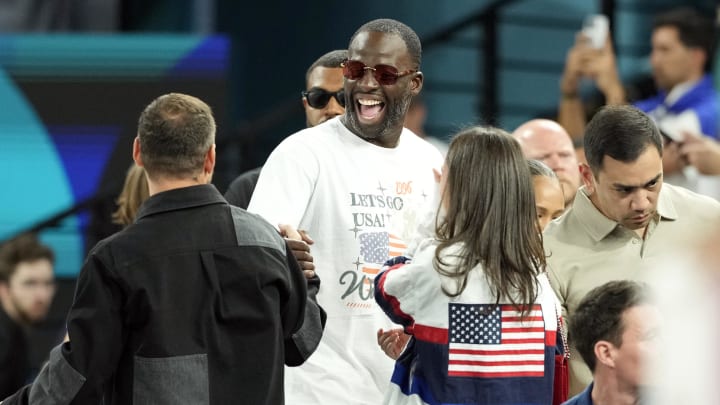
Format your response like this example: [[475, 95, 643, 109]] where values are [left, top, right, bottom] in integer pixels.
[[377, 181, 387, 194], [349, 225, 362, 238], [352, 257, 363, 271]]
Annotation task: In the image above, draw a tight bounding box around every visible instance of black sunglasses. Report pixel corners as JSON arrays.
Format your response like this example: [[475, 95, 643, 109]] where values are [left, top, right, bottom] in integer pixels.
[[301, 88, 346, 109], [341, 59, 417, 85]]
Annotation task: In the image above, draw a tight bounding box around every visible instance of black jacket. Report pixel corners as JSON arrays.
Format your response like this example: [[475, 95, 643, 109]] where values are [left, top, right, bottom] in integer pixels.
[[3, 184, 324, 405], [0, 307, 28, 399]]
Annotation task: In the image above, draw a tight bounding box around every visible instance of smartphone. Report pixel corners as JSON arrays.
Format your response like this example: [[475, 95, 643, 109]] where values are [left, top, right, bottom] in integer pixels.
[[582, 14, 609, 49]]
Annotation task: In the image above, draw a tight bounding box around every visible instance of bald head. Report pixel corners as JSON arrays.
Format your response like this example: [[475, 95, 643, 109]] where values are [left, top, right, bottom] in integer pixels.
[[513, 119, 580, 205]]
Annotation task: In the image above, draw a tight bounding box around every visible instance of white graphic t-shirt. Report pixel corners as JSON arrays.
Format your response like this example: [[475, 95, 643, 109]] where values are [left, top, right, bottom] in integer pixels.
[[248, 116, 444, 404]]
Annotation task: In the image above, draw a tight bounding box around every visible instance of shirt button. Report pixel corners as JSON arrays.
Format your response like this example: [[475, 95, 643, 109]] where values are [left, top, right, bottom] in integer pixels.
[[632, 239, 640, 244]]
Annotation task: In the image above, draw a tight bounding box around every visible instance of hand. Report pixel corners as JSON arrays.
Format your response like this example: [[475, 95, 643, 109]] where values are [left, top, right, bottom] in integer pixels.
[[377, 328, 410, 360], [662, 140, 686, 176], [680, 133, 720, 175], [560, 33, 592, 97], [586, 32, 624, 103], [279, 224, 316, 279], [433, 167, 442, 184], [560, 32, 624, 103]]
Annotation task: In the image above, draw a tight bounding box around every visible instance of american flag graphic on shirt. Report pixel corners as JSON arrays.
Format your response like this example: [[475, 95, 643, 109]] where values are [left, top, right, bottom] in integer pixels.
[[359, 232, 406, 278], [359, 232, 406, 264], [447, 303, 545, 378]]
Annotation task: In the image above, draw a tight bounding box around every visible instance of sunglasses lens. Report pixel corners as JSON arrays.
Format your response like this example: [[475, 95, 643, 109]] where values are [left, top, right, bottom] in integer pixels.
[[306, 91, 332, 108], [342, 60, 409, 85], [305, 89, 346, 109], [374, 64, 400, 85], [342, 60, 365, 80]]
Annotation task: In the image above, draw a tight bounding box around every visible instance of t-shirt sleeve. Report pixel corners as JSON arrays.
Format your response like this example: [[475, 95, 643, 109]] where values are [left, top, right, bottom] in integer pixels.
[[247, 136, 319, 230]]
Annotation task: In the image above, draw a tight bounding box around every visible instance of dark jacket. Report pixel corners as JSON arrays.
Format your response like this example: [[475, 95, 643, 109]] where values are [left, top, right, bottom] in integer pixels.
[[0, 307, 29, 399], [2, 184, 324, 405]]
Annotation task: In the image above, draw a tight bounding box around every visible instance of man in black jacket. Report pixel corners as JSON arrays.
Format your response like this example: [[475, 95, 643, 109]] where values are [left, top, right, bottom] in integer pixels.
[[1, 93, 324, 405]]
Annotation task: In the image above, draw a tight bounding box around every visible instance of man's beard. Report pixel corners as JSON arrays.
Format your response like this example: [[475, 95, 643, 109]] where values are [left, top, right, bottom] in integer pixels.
[[344, 91, 413, 141], [10, 293, 47, 325]]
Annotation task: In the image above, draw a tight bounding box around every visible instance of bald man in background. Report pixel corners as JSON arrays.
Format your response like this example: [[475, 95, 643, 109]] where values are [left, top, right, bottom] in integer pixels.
[[513, 119, 582, 206]]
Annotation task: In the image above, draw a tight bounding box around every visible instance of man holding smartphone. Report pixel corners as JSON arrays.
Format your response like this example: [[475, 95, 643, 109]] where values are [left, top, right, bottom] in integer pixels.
[[557, 7, 719, 196]]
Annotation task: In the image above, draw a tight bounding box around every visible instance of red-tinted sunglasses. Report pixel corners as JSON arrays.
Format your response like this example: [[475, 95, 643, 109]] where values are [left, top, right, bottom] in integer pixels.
[[341, 59, 417, 85]]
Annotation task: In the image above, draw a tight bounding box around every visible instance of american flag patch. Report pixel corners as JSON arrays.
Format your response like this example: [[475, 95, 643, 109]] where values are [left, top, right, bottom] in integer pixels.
[[447, 303, 545, 378]]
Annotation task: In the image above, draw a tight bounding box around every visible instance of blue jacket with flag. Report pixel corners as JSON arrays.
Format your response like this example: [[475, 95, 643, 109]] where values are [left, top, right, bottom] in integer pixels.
[[374, 238, 561, 405]]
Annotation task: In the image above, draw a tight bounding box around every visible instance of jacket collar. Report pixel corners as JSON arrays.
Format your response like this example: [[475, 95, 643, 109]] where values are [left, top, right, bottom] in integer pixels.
[[135, 184, 226, 221]]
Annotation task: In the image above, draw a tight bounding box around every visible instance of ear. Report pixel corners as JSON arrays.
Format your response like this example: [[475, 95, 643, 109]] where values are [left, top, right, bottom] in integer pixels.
[[204, 144, 216, 175], [302, 97, 309, 109], [594, 340, 616, 369], [690, 47, 706, 73], [410, 71, 423, 95], [132, 136, 143, 167], [579, 163, 596, 194]]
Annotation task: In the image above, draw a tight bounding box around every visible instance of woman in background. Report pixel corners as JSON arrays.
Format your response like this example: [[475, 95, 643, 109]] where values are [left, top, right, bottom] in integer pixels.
[[112, 163, 149, 227], [528, 159, 565, 231]]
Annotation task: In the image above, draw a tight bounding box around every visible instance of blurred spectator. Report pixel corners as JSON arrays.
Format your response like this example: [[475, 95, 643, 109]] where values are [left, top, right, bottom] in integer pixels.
[[513, 119, 581, 207], [0, 234, 55, 398], [111, 163, 149, 227], [563, 280, 658, 405], [528, 159, 566, 231], [558, 7, 719, 195]]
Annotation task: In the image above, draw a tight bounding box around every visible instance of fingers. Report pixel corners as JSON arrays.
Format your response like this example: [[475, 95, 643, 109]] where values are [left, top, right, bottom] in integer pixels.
[[290, 249, 315, 272], [278, 223, 301, 240], [277, 224, 318, 274], [285, 238, 315, 272], [278, 224, 315, 245], [285, 238, 310, 253], [298, 229, 314, 245], [377, 328, 408, 360], [432, 168, 442, 184], [377, 329, 399, 359]]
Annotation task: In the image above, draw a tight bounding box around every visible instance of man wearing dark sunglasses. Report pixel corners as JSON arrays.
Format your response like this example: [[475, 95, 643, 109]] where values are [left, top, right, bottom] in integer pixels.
[[301, 49, 348, 128], [248, 19, 444, 405], [225, 49, 347, 210]]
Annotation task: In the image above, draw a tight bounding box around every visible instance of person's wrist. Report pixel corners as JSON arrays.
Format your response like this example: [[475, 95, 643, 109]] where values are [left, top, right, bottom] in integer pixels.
[[605, 85, 625, 105], [560, 78, 579, 100]]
